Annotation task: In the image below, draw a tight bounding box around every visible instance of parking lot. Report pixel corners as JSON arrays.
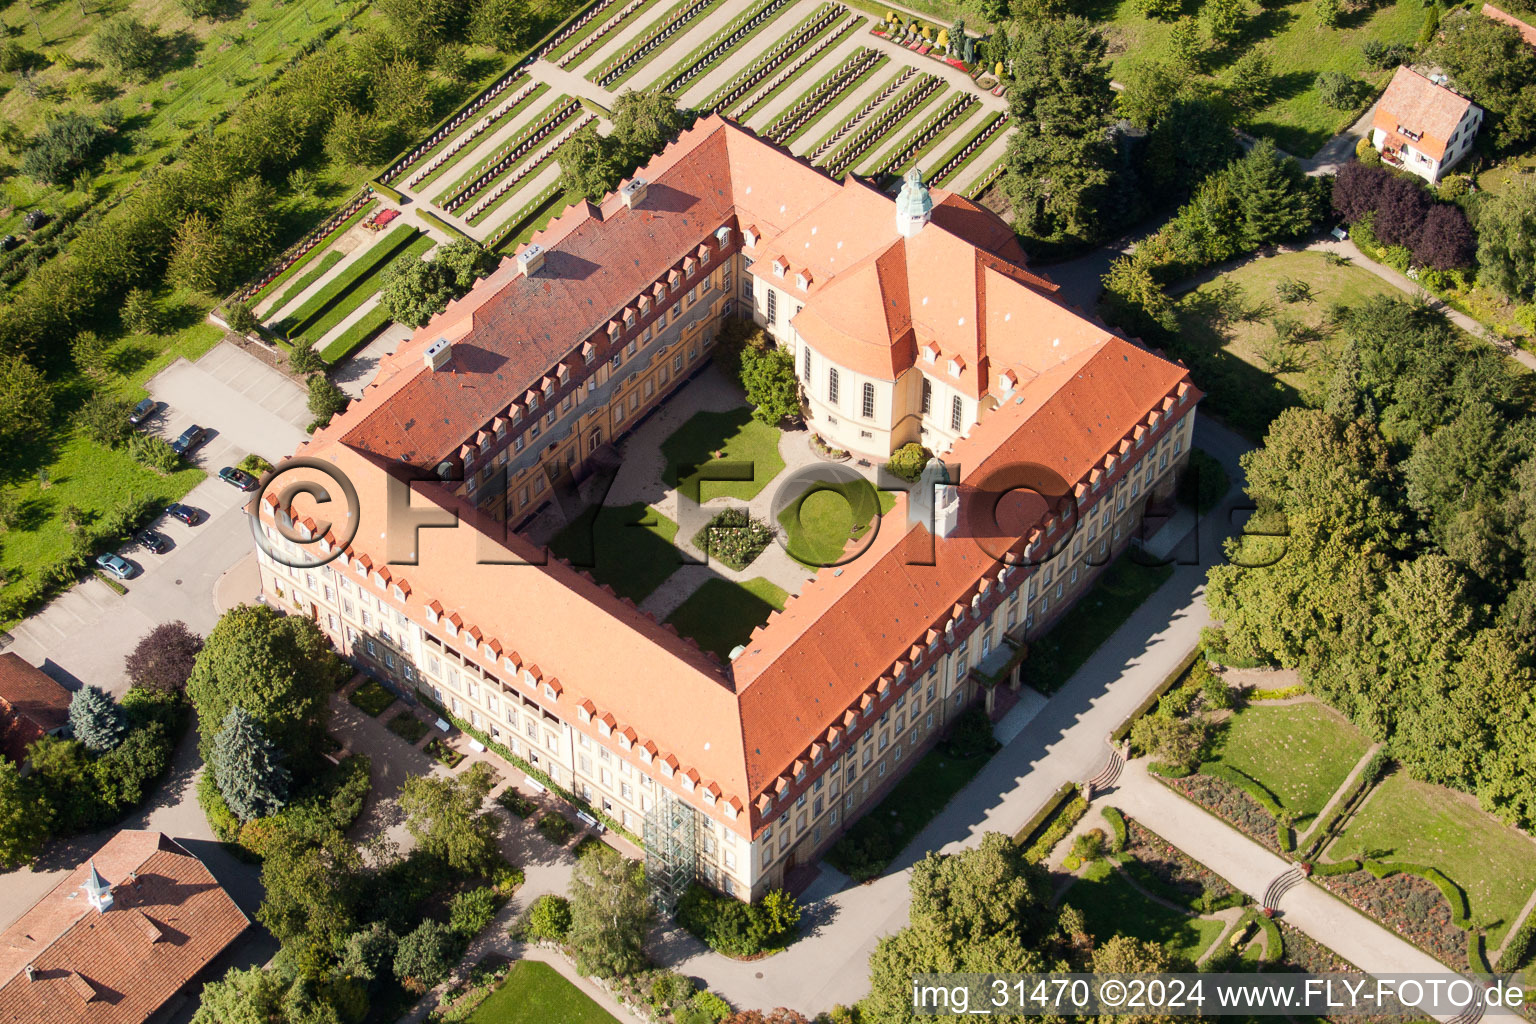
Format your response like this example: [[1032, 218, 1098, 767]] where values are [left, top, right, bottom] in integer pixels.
[[2, 342, 309, 696]]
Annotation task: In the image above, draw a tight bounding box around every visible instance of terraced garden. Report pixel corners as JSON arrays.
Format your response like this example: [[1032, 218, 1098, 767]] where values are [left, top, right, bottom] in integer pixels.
[[243, 0, 1013, 368]]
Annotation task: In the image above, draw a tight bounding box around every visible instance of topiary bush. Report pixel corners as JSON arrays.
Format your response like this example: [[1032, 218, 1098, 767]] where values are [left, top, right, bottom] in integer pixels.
[[884, 442, 931, 482], [525, 893, 572, 942], [448, 885, 499, 939]]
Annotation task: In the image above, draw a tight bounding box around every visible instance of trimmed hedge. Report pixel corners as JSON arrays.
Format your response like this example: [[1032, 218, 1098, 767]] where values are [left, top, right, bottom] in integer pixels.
[[1022, 795, 1087, 864], [1303, 750, 1391, 859], [1113, 647, 1202, 743], [1249, 684, 1307, 701], [1148, 761, 1193, 779], [1277, 819, 1295, 853], [1497, 913, 1536, 972], [1235, 908, 1283, 962], [279, 225, 420, 338], [1363, 860, 1471, 929], [1310, 858, 1361, 877], [1101, 805, 1128, 852], [1470, 930, 1491, 975]]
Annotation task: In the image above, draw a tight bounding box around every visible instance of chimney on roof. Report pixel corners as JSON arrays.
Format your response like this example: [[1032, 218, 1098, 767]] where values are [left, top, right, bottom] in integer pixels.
[[25, 966, 34, 983], [895, 168, 933, 238], [423, 337, 452, 372], [517, 243, 545, 277], [83, 861, 113, 914], [620, 178, 648, 210]]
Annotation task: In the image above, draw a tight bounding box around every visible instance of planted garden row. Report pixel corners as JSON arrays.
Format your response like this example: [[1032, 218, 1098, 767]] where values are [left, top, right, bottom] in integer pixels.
[[730, 13, 862, 122], [556, 0, 651, 68], [765, 48, 882, 143], [824, 74, 942, 177], [930, 111, 1009, 187], [594, 0, 717, 89], [441, 100, 581, 213], [466, 115, 595, 223], [664, 0, 796, 95], [538, 0, 624, 63], [705, 3, 844, 116], [277, 225, 421, 339], [806, 67, 914, 163], [383, 72, 533, 185], [407, 81, 546, 191], [873, 94, 976, 179]]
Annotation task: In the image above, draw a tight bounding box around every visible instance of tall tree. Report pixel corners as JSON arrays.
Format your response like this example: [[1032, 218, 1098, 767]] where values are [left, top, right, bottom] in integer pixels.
[[739, 344, 800, 425], [168, 211, 229, 294], [377, 239, 498, 327], [1475, 173, 1536, 301], [566, 843, 654, 979], [213, 706, 291, 821], [0, 759, 49, 869], [1225, 139, 1317, 249], [186, 604, 345, 763], [257, 829, 361, 965], [397, 761, 500, 872], [863, 834, 1057, 1023], [1002, 17, 1117, 240], [69, 685, 126, 753], [1433, 12, 1536, 150], [0, 354, 51, 444]]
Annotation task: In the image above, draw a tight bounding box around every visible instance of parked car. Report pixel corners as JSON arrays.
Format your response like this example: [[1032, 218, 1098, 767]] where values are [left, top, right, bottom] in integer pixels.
[[0, 236, 17, 252], [136, 528, 170, 554], [22, 210, 50, 231], [166, 503, 200, 526], [128, 398, 158, 426], [218, 466, 258, 491], [1330, 226, 1349, 242], [95, 552, 135, 580], [170, 425, 207, 456]]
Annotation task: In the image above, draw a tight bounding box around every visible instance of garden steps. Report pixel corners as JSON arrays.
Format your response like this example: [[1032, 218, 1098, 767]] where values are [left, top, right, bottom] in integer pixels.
[[1262, 865, 1307, 910]]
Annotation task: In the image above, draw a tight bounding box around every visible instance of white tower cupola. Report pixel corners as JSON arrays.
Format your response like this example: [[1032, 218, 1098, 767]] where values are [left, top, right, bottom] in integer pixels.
[[895, 168, 934, 238], [83, 861, 113, 913]]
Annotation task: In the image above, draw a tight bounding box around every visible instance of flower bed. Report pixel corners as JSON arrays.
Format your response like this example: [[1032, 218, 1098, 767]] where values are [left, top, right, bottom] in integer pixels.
[[1277, 919, 1354, 972], [1317, 868, 1470, 968], [1124, 819, 1243, 911], [729, 12, 862, 121], [692, 508, 775, 571], [824, 74, 944, 177], [387, 711, 430, 743], [704, 3, 848, 116], [807, 66, 915, 163], [465, 117, 594, 225], [427, 738, 465, 768], [1165, 771, 1285, 854]]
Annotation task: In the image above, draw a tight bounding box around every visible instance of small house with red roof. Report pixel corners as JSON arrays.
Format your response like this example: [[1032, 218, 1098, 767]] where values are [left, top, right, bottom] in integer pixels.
[[1370, 66, 1482, 183], [0, 652, 71, 768]]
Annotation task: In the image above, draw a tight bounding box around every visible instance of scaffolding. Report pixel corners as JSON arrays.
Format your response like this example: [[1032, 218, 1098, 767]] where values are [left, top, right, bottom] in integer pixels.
[[643, 789, 697, 912]]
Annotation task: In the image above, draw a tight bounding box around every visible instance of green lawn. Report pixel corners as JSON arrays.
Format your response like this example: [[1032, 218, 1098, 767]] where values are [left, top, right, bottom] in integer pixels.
[[547, 501, 681, 604], [297, 233, 435, 348], [348, 679, 397, 717], [1168, 250, 1403, 437], [1209, 702, 1370, 820], [663, 576, 788, 660], [1023, 555, 1174, 694], [1100, 0, 1425, 156], [660, 408, 786, 503], [777, 477, 896, 566], [468, 961, 618, 1024], [1329, 773, 1536, 945], [276, 225, 422, 337], [1067, 859, 1228, 964]]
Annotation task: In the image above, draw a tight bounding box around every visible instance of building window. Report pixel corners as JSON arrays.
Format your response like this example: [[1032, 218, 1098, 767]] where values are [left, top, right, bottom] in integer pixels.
[[861, 382, 875, 418], [951, 395, 963, 431], [767, 289, 777, 325], [921, 378, 932, 415], [828, 367, 839, 404], [802, 346, 812, 380]]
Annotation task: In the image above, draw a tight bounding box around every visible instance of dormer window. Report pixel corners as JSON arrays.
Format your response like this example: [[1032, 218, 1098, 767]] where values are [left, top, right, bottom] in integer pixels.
[[639, 295, 651, 314], [743, 227, 757, 247], [543, 683, 557, 700], [661, 760, 675, 778], [795, 272, 810, 290], [724, 800, 738, 820], [577, 705, 592, 723], [639, 746, 653, 764], [681, 775, 696, 792], [392, 585, 405, 601], [522, 669, 537, 686], [948, 356, 965, 377], [716, 226, 732, 245], [703, 789, 716, 805], [445, 620, 459, 638], [624, 308, 636, 328], [597, 719, 612, 737], [1000, 369, 1018, 395], [923, 342, 940, 364], [772, 259, 786, 278], [425, 604, 440, 624]]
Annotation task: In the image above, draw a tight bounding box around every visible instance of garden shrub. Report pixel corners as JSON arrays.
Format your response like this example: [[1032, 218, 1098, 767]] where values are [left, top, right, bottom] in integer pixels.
[[1496, 912, 1536, 972], [1070, 829, 1105, 865], [1248, 684, 1307, 701], [448, 885, 499, 939], [681, 991, 732, 1024], [1100, 806, 1128, 851], [885, 442, 931, 482], [675, 884, 801, 957], [943, 705, 999, 759], [647, 971, 696, 1013], [828, 818, 898, 881], [537, 812, 575, 845], [525, 894, 572, 942], [198, 769, 243, 842], [1363, 861, 1471, 928], [496, 788, 538, 817]]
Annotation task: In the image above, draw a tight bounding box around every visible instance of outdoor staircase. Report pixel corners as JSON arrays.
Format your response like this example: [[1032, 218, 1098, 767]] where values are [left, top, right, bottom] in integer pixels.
[[1261, 865, 1307, 910], [1086, 748, 1124, 792]]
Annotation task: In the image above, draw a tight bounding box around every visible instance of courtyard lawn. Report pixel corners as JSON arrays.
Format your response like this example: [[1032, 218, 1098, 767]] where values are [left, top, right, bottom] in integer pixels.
[[1168, 250, 1402, 437], [660, 408, 786, 503], [1329, 773, 1536, 946], [1067, 859, 1228, 964], [778, 478, 897, 566], [1099, 0, 1425, 157], [547, 502, 681, 605], [1209, 702, 1370, 821], [663, 576, 788, 661], [348, 679, 397, 717], [468, 961, 618, 1024], [1023, 555, 1173, 694]]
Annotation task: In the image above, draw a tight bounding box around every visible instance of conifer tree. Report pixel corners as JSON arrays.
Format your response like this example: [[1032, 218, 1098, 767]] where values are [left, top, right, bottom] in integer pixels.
[[213, 705, 291, 821], [68, 685, 125, 753]]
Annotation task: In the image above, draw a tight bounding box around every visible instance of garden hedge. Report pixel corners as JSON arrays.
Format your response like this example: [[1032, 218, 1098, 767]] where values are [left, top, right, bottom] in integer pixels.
[[1363, 860, 1471, 929], [1236, 908, 1283, 962], [1113, 646, 1202, 743], [1202, 763, 1285, 818], [1469, 931, 1491, 975], [1310, 858, 1361, 877], [1101, 805, 1128, 852], [1497, 913, 1535, 973], [1022, 795, 1087, 864]]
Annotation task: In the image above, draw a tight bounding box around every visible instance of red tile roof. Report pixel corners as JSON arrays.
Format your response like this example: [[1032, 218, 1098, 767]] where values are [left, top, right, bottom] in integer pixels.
[[280, 116, 1199, 837], [1372, 66, 1477, 162], [0, 831, 248, 1024], [0, 653, 70, 764], [1483, 3, 1536, 46]]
